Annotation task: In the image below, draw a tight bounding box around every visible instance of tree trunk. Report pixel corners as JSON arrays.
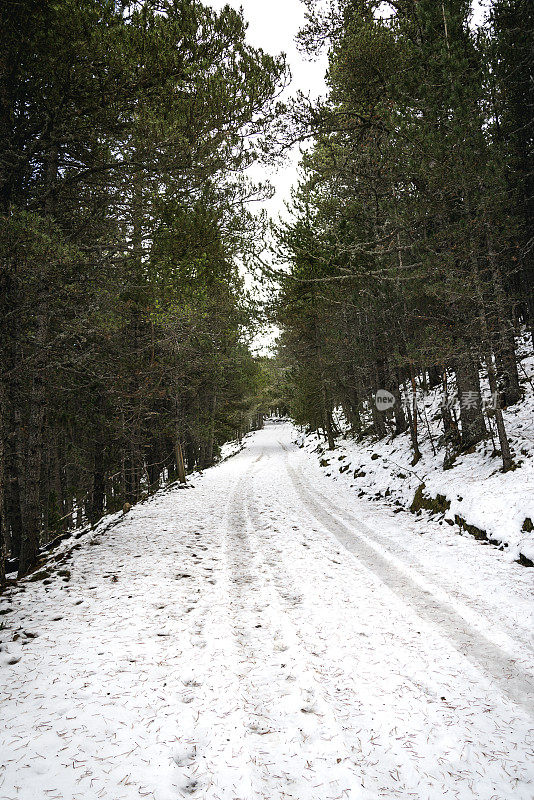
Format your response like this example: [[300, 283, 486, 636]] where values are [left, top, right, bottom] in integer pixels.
[[175, 439, 187, 484], [89, 436, 105, 525], [486, 229, 521, 406], [324, 409, 336, 450], [427, 364, 441, 388], [342, 400, 362, 438], [441, 369, 461, 451], [370, 396, 387, 439], [41, 435, 51, 541], [495, 331, 521, 407], [19, 370, 46, 577], [0, 380, 6, 587], [484, 350, 513, 471], [6, 430, 23, 560], [471, 238, 511, 470], [390, 375, 408, 435], [205, 394, 217, 468], [454, 350, 487, 448], [321, 381, 335, 450], [407, 371, 422, 464]]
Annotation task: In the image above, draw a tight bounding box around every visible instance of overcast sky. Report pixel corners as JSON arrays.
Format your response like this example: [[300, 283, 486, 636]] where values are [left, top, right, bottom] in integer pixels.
[[206, 1, 486, 225], [208, 0, 328, 223], [205, 1, 485, 351], [204, 1, 329, 351]]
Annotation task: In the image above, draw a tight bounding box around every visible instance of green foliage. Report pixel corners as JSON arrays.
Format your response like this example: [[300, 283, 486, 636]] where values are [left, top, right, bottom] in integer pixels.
[[274, 0, 530, 453], [0, 0, 286, 575]]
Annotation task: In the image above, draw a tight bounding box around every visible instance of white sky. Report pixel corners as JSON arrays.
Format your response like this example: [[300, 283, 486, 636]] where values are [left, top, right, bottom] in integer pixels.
[[208, 0, 328, 223], [206, 0, 329, 353], [206, 1, 486, 225], [206, 1, 486, 353]]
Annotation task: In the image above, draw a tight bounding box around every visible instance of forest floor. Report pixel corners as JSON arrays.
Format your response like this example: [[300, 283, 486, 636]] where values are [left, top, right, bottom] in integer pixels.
[[0, 421, 533, 800]]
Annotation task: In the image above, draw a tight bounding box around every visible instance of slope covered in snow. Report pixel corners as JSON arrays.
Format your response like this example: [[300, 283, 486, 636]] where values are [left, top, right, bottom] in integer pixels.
[[297, 352, 534, 565]]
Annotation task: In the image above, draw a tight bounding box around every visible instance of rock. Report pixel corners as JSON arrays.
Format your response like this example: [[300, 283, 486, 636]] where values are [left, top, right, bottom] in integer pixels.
[[410, 484, 450, 515], [28, 569, 51, 582]]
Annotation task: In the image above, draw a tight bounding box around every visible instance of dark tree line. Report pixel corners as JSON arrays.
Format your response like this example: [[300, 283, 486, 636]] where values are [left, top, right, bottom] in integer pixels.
[[273, 0, 532, 472], [0, 0, 287, 581]]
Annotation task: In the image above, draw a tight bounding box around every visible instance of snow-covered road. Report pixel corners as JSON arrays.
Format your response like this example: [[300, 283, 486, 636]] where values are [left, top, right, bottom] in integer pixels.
[[1, 422, 533, 800]]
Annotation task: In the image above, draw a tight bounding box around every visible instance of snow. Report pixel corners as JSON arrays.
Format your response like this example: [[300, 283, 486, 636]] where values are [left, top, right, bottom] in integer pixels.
[[0, 422, 533, 800], [297, 351, 534, 565]]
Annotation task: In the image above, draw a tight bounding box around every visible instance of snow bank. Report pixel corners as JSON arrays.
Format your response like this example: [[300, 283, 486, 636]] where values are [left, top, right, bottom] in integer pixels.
[[296, 352, 534, 565]]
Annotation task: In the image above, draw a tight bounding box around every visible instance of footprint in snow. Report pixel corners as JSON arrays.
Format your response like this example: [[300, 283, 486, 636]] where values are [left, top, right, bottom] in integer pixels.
[[4, 655, 20, 666], [172, 744, 196, 767], [247, 721, 272, 735]]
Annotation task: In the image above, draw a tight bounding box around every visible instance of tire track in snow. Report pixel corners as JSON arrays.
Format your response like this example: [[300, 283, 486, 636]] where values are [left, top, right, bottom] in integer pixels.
[[244, 490, 429, 799], [223, 465, 370, 799], [166, 465, 262, 800], [246, 463, 534, 799], [282, 450, 534, 718], [290, 446, 534, 657]]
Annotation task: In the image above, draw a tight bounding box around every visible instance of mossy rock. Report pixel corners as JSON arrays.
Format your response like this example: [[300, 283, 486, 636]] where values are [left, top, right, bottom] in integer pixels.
[[454, 515, 487, 540], [410, 484, 451, 515], [434, 494, 451, 513], [371, 453, 379, 461], [521, 517, 533, 533], [410, 484, 426, 513], [28, 569, 51, 582], [443, 454, 457, 470]]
